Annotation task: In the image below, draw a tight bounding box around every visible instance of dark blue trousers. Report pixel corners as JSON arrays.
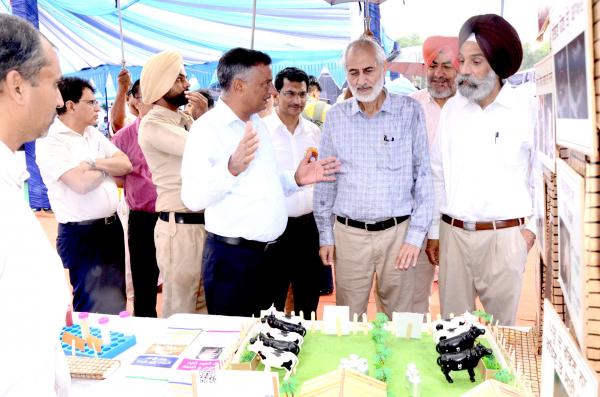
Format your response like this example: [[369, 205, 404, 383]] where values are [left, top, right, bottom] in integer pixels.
[[202, 234, 272, 317], [264, 213, 322, 319], [128, 210, 160, 317], [57, 218, 126, 314]]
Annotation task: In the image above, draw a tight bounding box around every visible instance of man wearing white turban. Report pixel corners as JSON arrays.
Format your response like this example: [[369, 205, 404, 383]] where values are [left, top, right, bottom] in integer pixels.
[[428, 14, 536, 325], [138, 50, 209, 317]]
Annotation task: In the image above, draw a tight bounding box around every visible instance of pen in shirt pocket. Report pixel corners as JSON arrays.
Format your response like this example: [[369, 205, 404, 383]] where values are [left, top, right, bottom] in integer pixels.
[[494, 131, 499, 144], [383, 135, 395, 142]]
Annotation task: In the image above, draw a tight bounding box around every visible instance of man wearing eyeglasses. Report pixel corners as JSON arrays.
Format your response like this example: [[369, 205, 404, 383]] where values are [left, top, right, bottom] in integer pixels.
[[408, 36, 459, 314], [138, 50, 209, 317], [261, 67, 322, 319], [36, 76, 133, 314]]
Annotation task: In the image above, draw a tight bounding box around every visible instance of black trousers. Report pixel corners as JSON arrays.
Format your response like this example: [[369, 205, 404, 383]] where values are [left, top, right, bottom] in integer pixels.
[[264, 213, 322, 319], [128, 210, 160, 317], [57, 218, 126, 314], [202, 234, 272, 317]]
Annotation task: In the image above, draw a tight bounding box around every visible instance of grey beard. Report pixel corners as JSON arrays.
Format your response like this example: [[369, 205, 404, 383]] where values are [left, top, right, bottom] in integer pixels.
[[457, 69, 498, 102]]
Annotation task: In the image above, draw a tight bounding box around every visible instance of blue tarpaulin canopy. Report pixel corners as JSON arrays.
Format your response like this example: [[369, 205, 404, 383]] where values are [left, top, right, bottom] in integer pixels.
[[0, 0, 354, 90]]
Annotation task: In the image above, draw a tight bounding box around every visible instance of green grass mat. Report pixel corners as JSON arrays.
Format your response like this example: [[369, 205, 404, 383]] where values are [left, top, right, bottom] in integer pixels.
[[259, 332, 487, 395]]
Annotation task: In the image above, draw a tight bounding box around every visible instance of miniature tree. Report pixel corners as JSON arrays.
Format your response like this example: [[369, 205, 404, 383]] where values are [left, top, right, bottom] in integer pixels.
[[280, 375, 299, 397]]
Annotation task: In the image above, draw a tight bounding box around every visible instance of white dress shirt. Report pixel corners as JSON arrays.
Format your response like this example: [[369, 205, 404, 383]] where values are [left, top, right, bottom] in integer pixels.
[[0, 141, 71, 396], [429, 84, 536, 239], [263, 112, 321, 217], [181, 99, 298, 242], [36, 118, 120, 223]]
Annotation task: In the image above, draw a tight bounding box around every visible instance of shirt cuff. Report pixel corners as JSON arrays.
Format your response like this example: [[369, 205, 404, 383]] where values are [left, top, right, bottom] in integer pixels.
[[319, 228, 335, 246], [281, 170, 300, 196], [428, 221, 440, 240], [405, 227, 426, 248]]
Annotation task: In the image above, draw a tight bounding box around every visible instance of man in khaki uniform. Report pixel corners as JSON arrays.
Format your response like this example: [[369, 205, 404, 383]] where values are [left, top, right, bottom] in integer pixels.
[[138, 50, 208, 317]]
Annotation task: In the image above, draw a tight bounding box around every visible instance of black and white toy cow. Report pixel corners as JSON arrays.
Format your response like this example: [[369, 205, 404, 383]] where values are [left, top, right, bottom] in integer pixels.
[[248, 343, 299, 380], [257, 323, 304, 347], [432, 316, 470, 343], [261, 314, 306, 336], [249, 333, 300, 355], [437, 343, 493, 383], [435, 325, 486, 354]]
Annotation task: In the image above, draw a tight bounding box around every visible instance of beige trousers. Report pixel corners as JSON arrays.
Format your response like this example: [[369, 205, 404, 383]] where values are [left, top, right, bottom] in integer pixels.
[[438, 221, 528, 325], [333, 219, 415, 319], [154, 215, 207, 318], [412, 247, 436, 314]]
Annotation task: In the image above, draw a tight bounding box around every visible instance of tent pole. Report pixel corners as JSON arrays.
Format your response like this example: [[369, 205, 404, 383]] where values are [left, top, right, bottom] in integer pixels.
[[116, 0, 126, 67], [250, 0, 257, 49]]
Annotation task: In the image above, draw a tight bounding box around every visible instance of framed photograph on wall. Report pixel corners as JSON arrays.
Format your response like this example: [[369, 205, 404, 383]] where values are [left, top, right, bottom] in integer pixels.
[[556, 159, 585, 346], [535, 54, 556, 171], [550, 0, 597, 155], [540, 300, 598, 397]]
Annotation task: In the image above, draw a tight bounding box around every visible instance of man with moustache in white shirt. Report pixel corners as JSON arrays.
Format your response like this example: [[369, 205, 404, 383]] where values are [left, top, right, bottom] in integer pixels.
[[428, 14, 536, 325], [262, 67, 322, 319]]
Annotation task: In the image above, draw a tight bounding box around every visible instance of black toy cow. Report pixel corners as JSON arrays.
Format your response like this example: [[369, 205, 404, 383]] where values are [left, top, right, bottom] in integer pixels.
[[437, 343, 493, 383], [436, 325, 485, 354], [249, 332, 300, 355], [261, 314, 306, 336]]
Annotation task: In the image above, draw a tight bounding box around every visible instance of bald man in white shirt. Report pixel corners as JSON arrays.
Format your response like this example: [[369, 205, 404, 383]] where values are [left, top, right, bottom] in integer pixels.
[[428, 14, 536, 325]]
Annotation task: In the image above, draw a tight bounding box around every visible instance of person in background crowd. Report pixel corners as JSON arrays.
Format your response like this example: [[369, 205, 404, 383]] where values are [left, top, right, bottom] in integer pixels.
[[408, 35, 459, 314], [138, 50, 209, 317], [181, 47, 340, 317], [428, 14, 536, 325], [263, 67, 322, 319], [314, 36, 433, 320], [37, 76, 132, 314], [0, 14, 71, 396], [302, 75, 330, 128], [112, 79, 160, 317]]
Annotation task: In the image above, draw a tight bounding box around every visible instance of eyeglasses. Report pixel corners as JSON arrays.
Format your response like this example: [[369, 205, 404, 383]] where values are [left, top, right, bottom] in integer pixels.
[[80, 99, 99, 106], [134, 95, 142, 100], [280, 90, 308, 99]]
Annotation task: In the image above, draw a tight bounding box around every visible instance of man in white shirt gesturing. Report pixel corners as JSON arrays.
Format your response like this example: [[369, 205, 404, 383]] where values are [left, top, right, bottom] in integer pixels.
[[181, 48, 340, 317], [428, 14, 536, 325]]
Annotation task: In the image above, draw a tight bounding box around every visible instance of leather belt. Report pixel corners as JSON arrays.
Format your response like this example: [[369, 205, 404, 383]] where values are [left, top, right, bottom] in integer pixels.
[[442, 214, 524, 231], [62, 214, 117, 226], [207, 232, 277, 251], [159, 211, 205, 224], [336, 215, 409, 232]]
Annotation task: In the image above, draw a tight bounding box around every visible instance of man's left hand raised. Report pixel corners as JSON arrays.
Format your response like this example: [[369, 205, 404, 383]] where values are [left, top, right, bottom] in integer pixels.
[[394, 243, 420, 270], [294, 151, 341, 186]]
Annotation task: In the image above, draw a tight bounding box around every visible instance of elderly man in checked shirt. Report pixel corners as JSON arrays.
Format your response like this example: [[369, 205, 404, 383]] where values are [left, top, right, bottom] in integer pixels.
[[314, 37, 434, 319]]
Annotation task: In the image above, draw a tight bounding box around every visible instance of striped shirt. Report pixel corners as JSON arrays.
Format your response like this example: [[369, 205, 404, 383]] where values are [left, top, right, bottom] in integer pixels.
[[313, 90, 434, 247]]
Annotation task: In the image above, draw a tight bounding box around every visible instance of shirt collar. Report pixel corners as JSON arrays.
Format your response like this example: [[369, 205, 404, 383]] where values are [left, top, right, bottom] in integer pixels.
[[0, 140, 29, 188], [149, 105, 191, 126], [268, 111, 308, 135], [50, 117, 96, 138], [349, 87, 392, 116], [214, 98, 247, 126]]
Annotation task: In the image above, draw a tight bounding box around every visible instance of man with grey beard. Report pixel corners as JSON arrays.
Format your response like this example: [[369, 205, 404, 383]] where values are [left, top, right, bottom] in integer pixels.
[[314, 36, 433, 319], [428, 14, 536, 325], [409, 36, 459, 314]]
